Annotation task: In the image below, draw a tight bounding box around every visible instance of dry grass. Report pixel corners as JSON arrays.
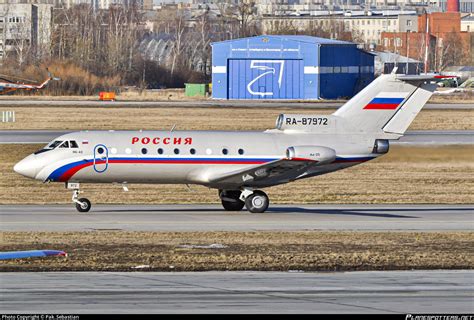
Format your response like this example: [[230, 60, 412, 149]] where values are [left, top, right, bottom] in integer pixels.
[[0, 106, 473, 130], [0, 90, 472, 103], [0, 231, 472, 271], [117, 89, 198, 101], [0, 89, 190, 101], [1, 145, 473, 205], [430, 91, 474, 103]]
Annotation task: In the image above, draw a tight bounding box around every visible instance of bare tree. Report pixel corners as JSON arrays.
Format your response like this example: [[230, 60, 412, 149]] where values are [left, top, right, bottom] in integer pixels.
[[235, 0, 259, 38], [265, 19, 299, 35], [214, 1, 240, 41], [169, 8, 187, 79], [7, 15, 33, 68], [437, 31, 467, 71], [265, 17, 356, 43], [51, 3, 143, 79], [195, 9, 212, 75]]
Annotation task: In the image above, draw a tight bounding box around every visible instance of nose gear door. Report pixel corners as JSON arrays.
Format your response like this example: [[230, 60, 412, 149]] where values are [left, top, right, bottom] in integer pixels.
[[93, 144, 108, 173]]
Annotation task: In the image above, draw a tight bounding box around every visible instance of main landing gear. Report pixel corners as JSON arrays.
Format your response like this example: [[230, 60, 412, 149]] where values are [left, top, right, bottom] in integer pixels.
[[68, 183, 91, 213], [219, 189, 270, 213]]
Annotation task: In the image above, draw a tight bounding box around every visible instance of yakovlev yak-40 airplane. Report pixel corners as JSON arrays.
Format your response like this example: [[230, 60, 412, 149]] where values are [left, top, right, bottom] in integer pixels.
[[14, 73, 442, 213]]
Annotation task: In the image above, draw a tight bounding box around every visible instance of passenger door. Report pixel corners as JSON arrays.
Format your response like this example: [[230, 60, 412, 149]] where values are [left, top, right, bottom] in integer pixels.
[[93, 144, 108, 173]]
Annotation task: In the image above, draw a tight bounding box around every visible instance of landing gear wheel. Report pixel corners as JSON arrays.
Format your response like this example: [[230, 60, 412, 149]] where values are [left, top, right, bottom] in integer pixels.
[[245, 190, 269, 213], [75, 198, 91, 213], [219, 190, 245, 211]]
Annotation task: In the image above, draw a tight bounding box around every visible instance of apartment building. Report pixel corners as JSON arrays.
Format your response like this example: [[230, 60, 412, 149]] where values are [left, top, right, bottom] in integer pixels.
[[261, 13, 418, 46], [0, 2, 53, 60]]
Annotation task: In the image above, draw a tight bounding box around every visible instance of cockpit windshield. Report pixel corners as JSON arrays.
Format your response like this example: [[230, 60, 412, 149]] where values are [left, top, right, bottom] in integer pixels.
[[34, 140, 78, 155], [46, 140, 63, 150]]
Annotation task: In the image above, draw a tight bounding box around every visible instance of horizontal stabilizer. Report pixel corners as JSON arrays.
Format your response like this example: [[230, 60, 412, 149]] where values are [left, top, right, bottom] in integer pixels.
[[333, 73, 442, 136], [382, 82, 438, 135]]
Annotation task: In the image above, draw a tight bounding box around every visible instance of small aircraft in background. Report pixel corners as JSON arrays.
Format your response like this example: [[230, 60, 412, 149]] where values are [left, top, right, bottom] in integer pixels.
[[14, 73, 444, 213], [0, 70, 59, 95]]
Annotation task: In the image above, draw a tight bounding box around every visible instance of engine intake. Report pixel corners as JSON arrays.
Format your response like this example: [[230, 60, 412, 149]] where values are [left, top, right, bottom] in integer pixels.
[[286, 146, 336, 164]]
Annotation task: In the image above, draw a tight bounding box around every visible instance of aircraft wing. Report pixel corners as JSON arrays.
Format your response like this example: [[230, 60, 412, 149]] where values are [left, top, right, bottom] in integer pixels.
[[208, 158, 317, 188]]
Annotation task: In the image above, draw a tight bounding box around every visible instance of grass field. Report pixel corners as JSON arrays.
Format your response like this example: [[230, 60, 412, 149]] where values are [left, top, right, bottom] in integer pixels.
[[0, 89, 471, 103], [1, 144, 473, 204], [1, 231, 472, 271], [1, 106, 473, 130]]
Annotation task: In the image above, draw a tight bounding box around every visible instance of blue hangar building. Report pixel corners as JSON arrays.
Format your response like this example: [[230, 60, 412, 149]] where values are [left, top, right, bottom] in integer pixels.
[[211, 35, 374, 100]]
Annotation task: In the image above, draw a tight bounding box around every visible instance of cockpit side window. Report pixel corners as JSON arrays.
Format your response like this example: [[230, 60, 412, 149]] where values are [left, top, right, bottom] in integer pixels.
[[70, 140, 79, 148], [59, 141, 69, 148]]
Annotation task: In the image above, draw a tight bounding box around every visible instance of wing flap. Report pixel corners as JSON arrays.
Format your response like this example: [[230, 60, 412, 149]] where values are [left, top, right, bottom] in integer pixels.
[[208, 158, 317, 187]]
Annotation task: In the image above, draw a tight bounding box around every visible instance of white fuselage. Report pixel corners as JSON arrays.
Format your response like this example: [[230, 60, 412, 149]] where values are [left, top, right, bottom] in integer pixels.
[[14, 129, 379, 189], [12, 73, 441, 213]]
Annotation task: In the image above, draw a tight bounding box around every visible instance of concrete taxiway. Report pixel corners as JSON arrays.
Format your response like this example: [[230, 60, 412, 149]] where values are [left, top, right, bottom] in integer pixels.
[[1, 130, 473, 145], [1, 271, 472, 313], [1, 204, 472, 232], [0, 99, 472, 109]]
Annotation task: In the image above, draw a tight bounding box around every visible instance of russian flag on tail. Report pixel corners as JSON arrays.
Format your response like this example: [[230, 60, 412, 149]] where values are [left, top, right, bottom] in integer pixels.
[[363, 92, 408, 110], [364, 97, 405, 110]]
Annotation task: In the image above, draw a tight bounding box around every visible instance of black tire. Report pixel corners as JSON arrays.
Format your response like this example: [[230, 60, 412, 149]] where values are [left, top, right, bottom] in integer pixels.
[[219, 190, 244, 211], [221, 199, 245, 211], [245, 190, 269, 213], [75, 198, 91, 213]]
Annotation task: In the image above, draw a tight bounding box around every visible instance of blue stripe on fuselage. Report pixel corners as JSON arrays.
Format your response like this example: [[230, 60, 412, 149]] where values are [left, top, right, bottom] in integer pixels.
[[46, 156, 376, 182], [46, 157, 279, 181], [47, 159, 91, 181]]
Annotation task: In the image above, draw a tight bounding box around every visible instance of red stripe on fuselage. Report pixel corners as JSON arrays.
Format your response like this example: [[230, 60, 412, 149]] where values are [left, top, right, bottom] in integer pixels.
[[289, 157, 317, 162], [57, 159, 270, 182], [108, 159, 268, 165], [59, 162, 93, 182]]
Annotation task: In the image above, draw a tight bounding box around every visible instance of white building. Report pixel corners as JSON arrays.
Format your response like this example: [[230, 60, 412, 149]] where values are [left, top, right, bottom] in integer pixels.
[[56, 0, 152, 10], [0, 3, 53, 61], [262, 12, 418, 46], [461, 13, 474, 31], [343, 13, 417, 44]]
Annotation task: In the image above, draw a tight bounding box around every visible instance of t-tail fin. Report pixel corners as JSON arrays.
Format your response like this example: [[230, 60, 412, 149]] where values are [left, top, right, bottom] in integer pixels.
[[333, 74, 440, 136], [38, 68, 60, 89]]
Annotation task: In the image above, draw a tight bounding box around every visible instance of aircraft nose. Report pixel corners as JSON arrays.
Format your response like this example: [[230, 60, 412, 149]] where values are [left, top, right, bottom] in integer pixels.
[[14, 155, 38, 179]]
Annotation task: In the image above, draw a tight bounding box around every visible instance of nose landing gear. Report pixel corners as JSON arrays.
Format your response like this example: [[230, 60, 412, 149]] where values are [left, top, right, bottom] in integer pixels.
[[75, 196, 91, 213], [68, 183, 91, 213]]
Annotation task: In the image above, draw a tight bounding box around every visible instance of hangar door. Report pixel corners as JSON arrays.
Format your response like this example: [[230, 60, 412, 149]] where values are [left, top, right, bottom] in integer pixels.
[[228, 59, 304, 99]]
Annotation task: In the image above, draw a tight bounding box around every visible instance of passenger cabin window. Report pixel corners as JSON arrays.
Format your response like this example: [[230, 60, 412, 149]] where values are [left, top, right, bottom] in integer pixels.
[[142, 148, 148, 155], [70, 140, 79, 148], [157, 148, 164, 155], [238, 149, 244, 155]]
